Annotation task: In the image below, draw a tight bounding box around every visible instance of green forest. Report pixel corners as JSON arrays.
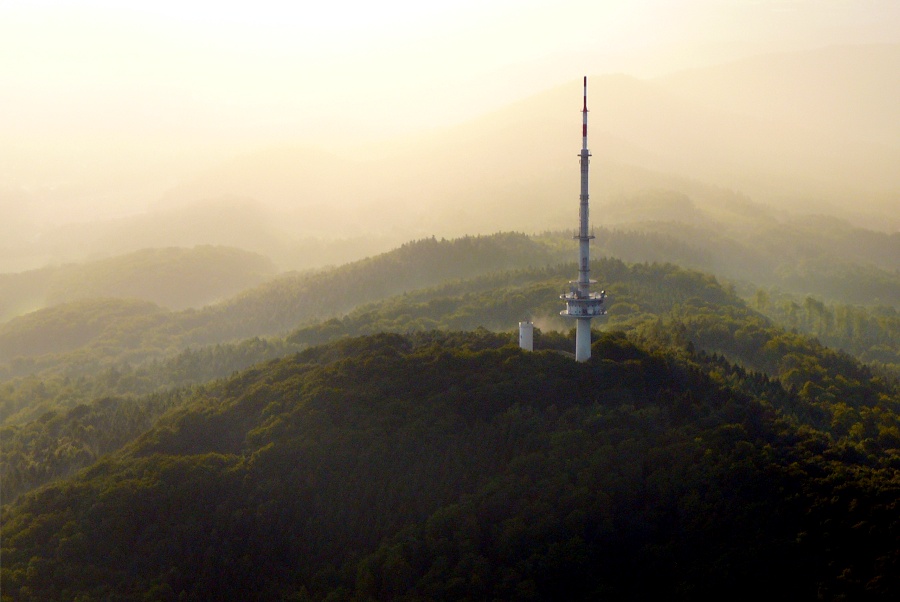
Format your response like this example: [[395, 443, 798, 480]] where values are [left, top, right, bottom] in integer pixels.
[[2, 328, 899, 600], [1, 218, 899, 600]]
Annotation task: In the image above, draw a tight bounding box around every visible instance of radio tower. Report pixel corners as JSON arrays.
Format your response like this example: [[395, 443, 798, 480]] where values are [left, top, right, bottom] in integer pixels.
[[561, 76, 607, 362]]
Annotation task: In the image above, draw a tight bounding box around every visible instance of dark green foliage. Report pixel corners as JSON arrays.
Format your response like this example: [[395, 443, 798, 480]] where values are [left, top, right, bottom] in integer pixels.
[[0, 391, 189, 503], [2, 227, 899, 600], [3, 331, 899, 600], [0, 255, 729, 426], [3, 246, 897, 525], [0, 336, 296, 426], [3, 255, 895, 506], [752, 291, 900, 377]]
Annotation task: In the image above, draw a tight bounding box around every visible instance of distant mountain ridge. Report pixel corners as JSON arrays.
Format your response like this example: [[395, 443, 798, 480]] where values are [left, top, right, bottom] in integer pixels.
[[156, 44, 899, 237], [0, 233, 565, 375], [5, 45, 895, 274], [2, 216, 897, 382], [655, 44, 900, 149], [0, 245, 275, 323]]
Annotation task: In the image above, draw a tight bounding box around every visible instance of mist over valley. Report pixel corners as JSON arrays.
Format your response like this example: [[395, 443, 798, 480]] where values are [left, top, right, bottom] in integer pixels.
[[3, 44, 898, 276]]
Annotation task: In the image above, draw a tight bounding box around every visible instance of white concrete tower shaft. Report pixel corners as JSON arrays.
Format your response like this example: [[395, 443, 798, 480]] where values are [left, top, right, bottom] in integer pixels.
[[560, 76, 607, 362]]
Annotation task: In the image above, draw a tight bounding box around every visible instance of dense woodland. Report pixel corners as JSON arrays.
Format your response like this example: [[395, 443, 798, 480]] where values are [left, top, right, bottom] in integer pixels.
[[1, 218, 899, 600], [2, 329, 899, 600], [752, 291, 900, 374]]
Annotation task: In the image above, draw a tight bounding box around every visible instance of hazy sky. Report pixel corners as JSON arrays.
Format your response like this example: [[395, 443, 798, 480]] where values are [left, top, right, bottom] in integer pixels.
[[2, 0, 897, 212]]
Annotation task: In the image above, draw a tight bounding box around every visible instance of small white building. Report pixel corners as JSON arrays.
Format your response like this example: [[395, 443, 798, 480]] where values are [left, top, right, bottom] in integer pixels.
[[518, 321, 534, 351]]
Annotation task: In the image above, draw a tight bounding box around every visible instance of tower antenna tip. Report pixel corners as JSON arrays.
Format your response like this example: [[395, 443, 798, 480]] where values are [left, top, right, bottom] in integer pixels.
[[582, 76, 588, 112]]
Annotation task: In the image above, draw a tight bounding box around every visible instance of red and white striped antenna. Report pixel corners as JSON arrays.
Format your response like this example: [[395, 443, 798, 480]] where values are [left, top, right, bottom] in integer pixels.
[[582, 76, 588, 150]]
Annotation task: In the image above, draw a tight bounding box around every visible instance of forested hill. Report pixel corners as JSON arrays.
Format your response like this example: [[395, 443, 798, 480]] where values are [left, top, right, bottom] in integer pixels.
[[188, 233, 563, 345], [2, 331, 899, 600], [3, 255, 898, 495], [2, 216, 897, 381], [0, 257, 737, 428], [0, 233, 564, 377]]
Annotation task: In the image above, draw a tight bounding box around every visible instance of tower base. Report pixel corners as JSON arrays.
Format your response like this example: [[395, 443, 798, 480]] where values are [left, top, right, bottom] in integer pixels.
[[575, 318, 592, 362]]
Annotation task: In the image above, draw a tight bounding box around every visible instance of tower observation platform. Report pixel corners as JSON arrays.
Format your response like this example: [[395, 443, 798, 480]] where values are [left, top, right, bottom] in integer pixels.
[[560, 76, 607, 361]]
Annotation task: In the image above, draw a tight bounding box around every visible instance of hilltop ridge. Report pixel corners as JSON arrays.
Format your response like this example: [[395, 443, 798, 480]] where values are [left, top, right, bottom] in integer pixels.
[[3, 329, 899, 600]]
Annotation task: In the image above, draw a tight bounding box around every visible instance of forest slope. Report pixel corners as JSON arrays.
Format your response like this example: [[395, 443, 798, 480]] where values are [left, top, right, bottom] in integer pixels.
[[0, 233, 565, 377], [0, 256, 719, 427], [3, 256, 899, 520], [3, 210, 897, 382], [2, 331, 899, 600], [3, 224, 898, 430]]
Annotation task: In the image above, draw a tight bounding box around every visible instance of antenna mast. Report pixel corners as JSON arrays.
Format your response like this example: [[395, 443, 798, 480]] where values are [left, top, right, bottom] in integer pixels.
[[561, 76, 607, 361]]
